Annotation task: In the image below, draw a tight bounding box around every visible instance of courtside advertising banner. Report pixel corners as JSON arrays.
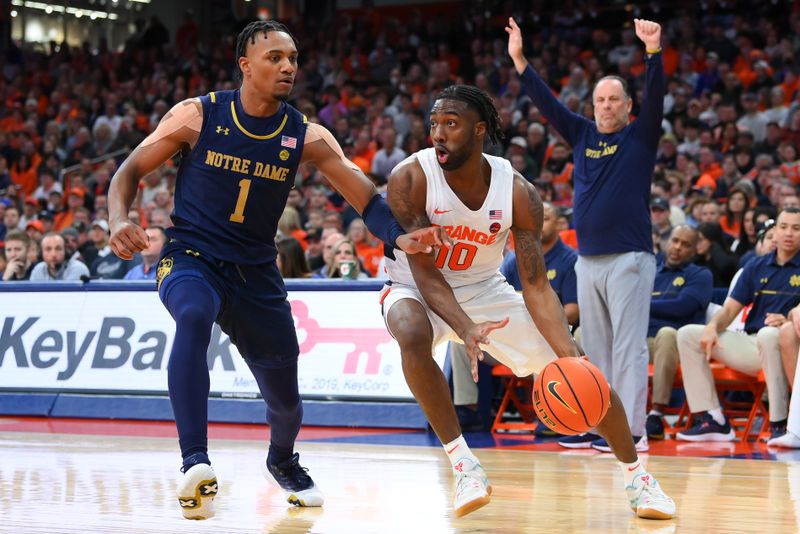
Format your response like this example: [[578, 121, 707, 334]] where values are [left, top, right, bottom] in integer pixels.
[[0, 289, 447, 400]]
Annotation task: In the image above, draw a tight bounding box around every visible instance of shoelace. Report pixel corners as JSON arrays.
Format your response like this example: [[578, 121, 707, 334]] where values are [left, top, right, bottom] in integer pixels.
[[636, 481, 672, 507], [275, 456, 313, 488], [455, 476, 484, 498]]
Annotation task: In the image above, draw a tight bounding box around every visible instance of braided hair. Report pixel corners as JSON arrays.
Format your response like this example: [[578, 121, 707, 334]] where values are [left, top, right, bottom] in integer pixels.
[[434, 85, 504, 145], [235, 20, 297, 81]]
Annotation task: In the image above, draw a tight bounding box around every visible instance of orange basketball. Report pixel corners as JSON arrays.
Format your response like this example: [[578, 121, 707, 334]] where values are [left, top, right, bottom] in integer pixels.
[[533, 357, 611, 436]]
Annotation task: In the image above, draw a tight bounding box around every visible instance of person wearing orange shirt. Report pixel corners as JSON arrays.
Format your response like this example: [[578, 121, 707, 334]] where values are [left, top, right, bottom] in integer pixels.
[[53, 188, 86, 232]]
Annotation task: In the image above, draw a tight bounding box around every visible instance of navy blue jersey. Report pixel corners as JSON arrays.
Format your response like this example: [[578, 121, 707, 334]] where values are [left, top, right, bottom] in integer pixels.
[[730, 251, 800, 333], [500, 240, 578, 304], [167, 90, 307, 264], [649, 261, 713, 337]]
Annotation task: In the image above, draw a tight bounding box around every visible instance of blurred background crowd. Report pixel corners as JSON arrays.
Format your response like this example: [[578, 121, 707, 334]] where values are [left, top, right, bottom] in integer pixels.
[[1, 0, 799, 284]]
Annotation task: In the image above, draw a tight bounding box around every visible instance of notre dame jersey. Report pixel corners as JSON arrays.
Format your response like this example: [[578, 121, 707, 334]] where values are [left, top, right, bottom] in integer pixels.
[[167, 89, 307, 264]]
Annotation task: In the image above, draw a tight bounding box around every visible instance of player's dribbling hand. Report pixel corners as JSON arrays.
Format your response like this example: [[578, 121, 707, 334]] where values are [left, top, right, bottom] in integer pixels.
[[109, 219, 149, 260], [396, 226, 453, 254], [462, 317, 510, 382], [634, 19, 661, 50]]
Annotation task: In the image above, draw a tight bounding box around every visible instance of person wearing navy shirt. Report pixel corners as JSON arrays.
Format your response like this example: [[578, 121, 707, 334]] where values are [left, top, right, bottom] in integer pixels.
[[676, 208, 800, 442], [507, 18, 665, 451], [107, 20, 446, 520], [645, 226, 712, 440], [500, 202, 578, 325]]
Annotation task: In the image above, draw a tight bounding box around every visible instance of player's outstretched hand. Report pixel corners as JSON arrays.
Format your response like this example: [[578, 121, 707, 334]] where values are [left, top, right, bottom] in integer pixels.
[[396, 226, 453, 254], [505, 17, 524, 63], [110, 219, 149, 260], [634, 19, 661, 50], [462, 317, 510, 382]]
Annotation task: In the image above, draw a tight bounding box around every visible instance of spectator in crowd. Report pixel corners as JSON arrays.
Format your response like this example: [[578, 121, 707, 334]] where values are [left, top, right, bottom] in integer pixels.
[[60, 227, 84, 264], [312, 231, 345, 278], [676, 208, 800, 442], [347, 218, 382, 277], [278, 207, 307, 248], [0, 204, 19, 241], [718, 185, 753, 239], [651, 197, 673, 253], [90, 219, 139, 279], [304, 228, 325, 271], [694, 222, 739, 287], [277, 237, 312, 279], [29, 232, 89, 281], [645, 225, 713, 439], [124, 226, 168, 280], [371, 126, 406, 182], [2, 230, 34, 281], [326, 238, 368, 279]]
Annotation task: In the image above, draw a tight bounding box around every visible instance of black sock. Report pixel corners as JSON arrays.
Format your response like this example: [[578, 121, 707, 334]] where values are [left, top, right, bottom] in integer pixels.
[[268, 442, 294, 466]]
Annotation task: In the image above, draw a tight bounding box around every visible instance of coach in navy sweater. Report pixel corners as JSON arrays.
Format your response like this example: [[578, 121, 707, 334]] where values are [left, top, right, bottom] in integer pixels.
[[507, 18, 665, 450]]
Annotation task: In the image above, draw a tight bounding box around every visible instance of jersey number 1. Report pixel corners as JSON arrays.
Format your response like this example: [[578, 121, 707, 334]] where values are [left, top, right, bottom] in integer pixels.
[[435, 242, 477, 271], [229, 179, 251, 223]]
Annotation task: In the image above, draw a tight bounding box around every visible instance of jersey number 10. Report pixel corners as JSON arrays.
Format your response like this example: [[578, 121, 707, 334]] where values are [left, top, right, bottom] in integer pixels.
[[434, 242, 478, 271]]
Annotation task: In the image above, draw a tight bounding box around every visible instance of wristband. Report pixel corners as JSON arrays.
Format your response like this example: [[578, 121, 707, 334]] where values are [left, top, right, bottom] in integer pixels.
[[646, 47, 662, 54]]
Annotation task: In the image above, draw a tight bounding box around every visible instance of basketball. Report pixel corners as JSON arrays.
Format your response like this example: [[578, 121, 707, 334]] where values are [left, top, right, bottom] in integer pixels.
[[533, 358, 611, 435]]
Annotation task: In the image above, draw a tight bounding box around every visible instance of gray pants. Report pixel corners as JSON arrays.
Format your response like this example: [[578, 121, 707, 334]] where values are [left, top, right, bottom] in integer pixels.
[[576, 252, 656, 437]]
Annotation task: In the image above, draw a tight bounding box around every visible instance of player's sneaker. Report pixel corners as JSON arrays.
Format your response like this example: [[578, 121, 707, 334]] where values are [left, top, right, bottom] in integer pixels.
[[263, 452, 324, 507], [768, 430, 800, 448], [452, 457, 492, 517], [626, 472, 676, 520], [646, 414, 666, 440], [591, 435, 649, 453], [557, 432, 600, 449], [676, 413, 735, 442], [176, 462, 218, 520]]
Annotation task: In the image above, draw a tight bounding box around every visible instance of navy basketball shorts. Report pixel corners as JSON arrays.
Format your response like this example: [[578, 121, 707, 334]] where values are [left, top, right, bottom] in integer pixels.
[[156, 241, 300, 368]]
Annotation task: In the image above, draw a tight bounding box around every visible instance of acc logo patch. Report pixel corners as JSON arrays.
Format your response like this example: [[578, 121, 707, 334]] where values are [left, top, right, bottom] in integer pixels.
[[489, 222, 501, 234], [279, 149, 290, 161], [672, 276, 685, 287], [156, 257, 173, 290], [547, 269, 557, 281]]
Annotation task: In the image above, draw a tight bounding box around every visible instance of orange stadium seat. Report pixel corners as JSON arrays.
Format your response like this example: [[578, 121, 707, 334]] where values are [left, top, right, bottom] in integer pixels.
[[490, 365, 538, 433]]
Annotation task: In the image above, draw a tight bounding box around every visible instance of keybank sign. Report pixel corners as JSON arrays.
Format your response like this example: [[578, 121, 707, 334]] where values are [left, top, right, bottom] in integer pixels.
[[0, 290, 437, 400]]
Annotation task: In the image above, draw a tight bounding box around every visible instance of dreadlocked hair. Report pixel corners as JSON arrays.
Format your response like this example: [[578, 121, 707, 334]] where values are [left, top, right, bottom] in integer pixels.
[[235, 20, 297, 81], [435, 85, 504, 145]]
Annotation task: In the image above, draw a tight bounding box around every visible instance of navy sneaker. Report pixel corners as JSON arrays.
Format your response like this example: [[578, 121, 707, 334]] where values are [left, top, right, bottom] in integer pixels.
[[263, 453, 324, 507], [646, 414, 665, 440], [533, 420, 558, 437], [590, 435, 649, 453], [770, 421, 787, 441], [676, 413, 735, 442], [557, 432, 600, 449]]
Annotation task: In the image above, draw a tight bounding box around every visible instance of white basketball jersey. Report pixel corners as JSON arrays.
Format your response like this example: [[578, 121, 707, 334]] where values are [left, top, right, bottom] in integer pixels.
[[386, 148, 514, 288]]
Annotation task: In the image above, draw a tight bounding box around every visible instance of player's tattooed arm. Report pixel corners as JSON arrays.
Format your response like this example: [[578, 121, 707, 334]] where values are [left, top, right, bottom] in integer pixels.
[[511, 174, 579, 358], [386, 160, 431, 233]]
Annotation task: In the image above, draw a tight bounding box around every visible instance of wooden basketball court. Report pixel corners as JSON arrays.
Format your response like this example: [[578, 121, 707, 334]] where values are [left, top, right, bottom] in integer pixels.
[[1, 417, 798, 533]]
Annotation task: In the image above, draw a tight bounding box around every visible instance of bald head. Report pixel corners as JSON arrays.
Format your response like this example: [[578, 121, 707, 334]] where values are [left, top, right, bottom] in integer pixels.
[[665, 225, 699, 267]]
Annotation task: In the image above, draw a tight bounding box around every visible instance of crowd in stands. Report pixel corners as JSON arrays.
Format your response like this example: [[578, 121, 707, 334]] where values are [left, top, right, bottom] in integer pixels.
[[3, 2, 800, 444]]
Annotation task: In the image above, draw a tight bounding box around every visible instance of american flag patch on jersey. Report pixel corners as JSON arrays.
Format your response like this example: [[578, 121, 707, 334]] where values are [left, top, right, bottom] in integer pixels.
[[489, 209, 503, 219], [281, 135, 297, 149]]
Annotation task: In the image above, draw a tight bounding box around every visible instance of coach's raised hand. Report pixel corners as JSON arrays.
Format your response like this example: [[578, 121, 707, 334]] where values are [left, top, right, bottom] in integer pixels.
[[634, 18, 661, 51], [505, 17, 528, 75]]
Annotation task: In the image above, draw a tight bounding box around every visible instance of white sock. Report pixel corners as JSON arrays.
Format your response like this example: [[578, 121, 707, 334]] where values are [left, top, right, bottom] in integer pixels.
[[620, 458, 647, 487], [707, 408, 725, 425], [648, 409, 663, 417], [443, 435, 479, 468]]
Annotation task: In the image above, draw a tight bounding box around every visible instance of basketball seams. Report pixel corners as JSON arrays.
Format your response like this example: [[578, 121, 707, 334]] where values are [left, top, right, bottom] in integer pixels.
[[535, 370, 580, 434], [553, 361, 593, 429], [574, 358, 609, 422]]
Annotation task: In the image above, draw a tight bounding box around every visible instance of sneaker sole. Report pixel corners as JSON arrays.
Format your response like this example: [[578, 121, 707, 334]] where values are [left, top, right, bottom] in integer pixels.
[[675, 430, 735, 442], [177, 465, 218, 520], [558, 441, 597, 449], [454, 488, 492, 518], [261, 461, 325, 507], [637, 507, 675, 520], [647, 432, 665, 440]]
